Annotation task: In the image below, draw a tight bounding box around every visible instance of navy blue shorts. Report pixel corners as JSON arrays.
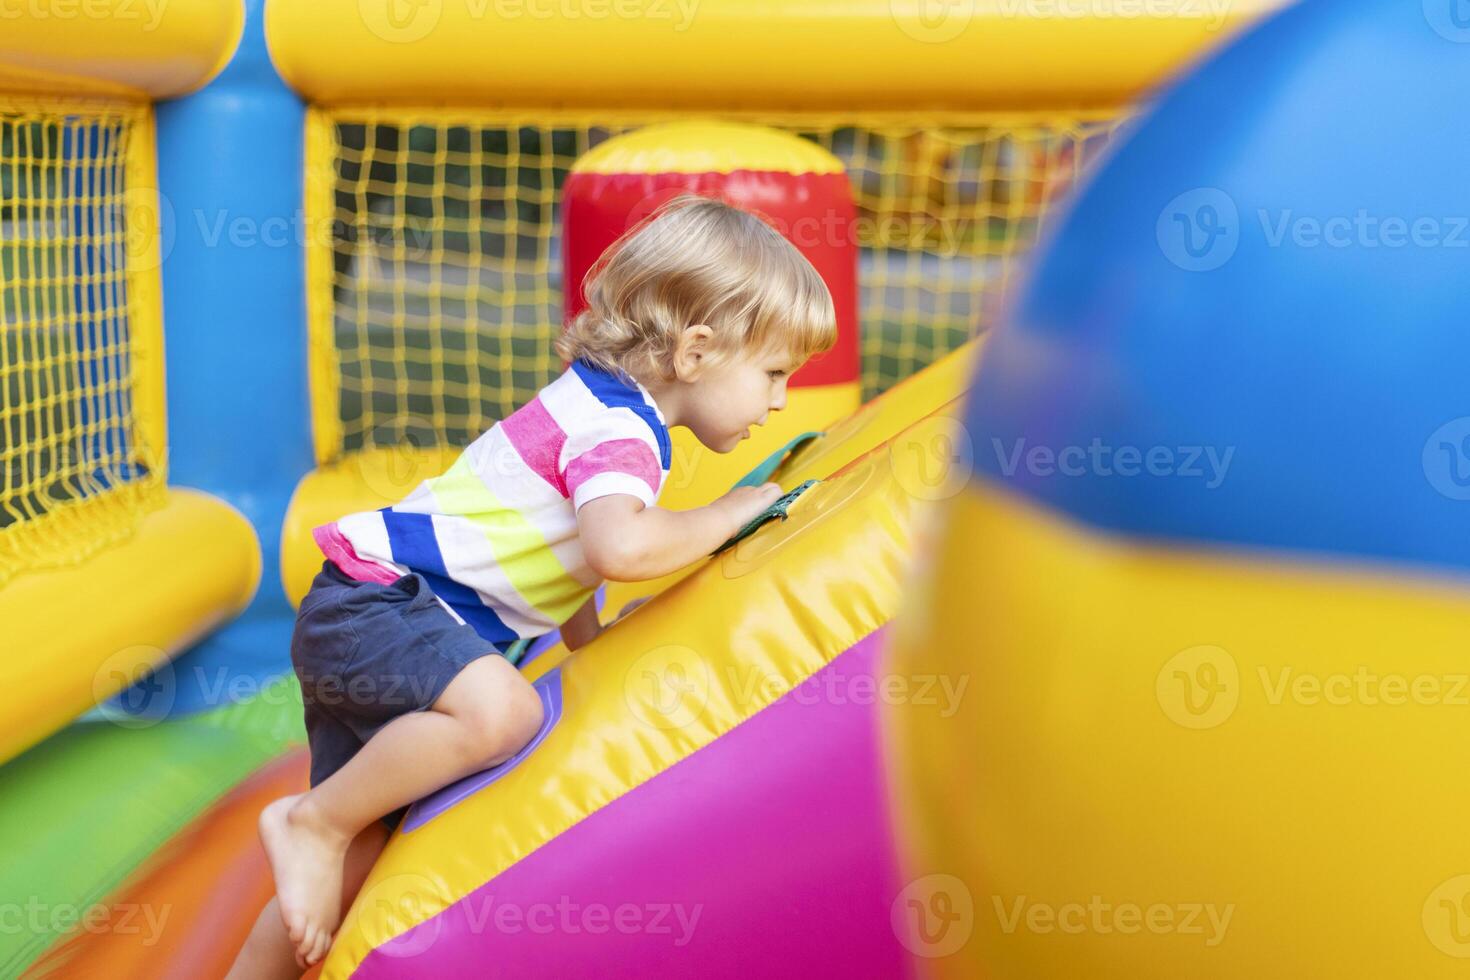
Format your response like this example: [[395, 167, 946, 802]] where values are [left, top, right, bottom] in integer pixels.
[[290, 559, 509, 828]]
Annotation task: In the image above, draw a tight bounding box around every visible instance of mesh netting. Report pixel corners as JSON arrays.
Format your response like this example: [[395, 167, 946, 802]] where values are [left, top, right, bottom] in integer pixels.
[[310, 109, 1125, 462], [0, 97, 163, 584]]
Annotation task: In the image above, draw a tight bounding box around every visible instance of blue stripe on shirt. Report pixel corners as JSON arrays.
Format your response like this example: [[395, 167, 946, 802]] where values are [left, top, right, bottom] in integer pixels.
[[380, 509, 519, 651], [571, 358, 672, 470]]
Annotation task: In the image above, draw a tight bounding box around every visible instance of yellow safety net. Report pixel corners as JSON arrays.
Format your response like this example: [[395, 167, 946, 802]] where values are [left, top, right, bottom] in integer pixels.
[[307, 109, 1125, 464], [0, 96, 165, 585]]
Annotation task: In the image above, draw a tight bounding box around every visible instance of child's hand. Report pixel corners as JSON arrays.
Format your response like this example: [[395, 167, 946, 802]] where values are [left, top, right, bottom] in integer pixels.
[[714, 482, 784, 535]]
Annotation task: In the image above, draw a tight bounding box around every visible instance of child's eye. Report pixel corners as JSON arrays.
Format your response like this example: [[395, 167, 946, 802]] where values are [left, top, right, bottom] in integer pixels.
[[768, 370, 785, 380]]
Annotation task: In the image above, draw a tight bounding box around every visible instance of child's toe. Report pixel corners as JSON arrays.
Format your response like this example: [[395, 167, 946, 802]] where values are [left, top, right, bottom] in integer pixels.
[[311, 928, 332, 964], [296, 925, 317, 961]]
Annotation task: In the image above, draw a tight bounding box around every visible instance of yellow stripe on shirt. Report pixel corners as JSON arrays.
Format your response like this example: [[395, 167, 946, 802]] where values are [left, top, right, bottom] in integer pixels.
[[425, 454, 592, 625]]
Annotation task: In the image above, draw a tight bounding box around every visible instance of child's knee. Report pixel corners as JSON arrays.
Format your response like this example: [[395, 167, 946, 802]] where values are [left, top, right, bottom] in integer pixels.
[[492, 669, 545, 754], [447, 658, 543, 766]]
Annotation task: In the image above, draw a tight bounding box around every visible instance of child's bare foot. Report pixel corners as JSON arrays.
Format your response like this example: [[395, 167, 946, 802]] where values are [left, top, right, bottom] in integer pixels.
[[259, 793, 350, 968]]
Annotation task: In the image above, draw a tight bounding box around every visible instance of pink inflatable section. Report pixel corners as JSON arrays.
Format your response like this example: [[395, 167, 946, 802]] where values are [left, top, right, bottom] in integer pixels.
[[354, 627, 911, 979]]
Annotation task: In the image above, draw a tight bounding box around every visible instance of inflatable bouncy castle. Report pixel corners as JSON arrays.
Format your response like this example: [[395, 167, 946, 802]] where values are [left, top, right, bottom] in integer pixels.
[[0, 0, 1323, 976]]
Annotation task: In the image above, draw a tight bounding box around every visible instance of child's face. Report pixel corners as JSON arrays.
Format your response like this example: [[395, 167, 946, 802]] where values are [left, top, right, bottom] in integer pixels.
[[683, 347, 796, 453]]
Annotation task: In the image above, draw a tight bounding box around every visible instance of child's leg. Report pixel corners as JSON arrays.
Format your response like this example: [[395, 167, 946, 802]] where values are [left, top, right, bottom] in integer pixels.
[[227, 820, 391, 979], [260, 654, 544, 966], [228, 899, 299, 980]]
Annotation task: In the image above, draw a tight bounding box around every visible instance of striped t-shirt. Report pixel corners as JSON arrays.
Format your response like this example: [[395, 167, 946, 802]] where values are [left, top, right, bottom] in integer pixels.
[[312, 358, 673, 648]]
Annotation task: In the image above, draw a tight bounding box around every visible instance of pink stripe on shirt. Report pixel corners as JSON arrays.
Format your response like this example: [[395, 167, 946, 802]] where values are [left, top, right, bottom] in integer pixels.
[[312, 522, 402, 585], [500, 395, 568, 497], [565, 438, 661, 499]]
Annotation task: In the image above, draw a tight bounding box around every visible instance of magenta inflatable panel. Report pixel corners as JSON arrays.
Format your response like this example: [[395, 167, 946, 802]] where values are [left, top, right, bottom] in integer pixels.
[[354, 628, 911, 979]]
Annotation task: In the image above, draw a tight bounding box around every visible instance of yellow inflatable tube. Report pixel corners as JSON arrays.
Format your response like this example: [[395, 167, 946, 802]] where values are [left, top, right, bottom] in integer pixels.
[[884, 485, 1470, 978], [266, 0, 1286, 109], [0, 0, 241, 99], [0, 488, 260, 765]]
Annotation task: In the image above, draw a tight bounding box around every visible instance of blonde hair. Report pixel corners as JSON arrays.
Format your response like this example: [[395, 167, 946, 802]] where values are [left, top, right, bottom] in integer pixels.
[[556, 193, 837, 383]]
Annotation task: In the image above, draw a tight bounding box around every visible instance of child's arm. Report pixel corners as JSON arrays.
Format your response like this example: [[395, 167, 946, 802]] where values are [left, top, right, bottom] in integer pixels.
[[560, 594, 601, 652], [578, 483, 783, 583]]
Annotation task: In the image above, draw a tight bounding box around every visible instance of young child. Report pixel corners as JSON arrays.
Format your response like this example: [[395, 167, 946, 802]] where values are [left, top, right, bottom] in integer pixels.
[[228, 192, 837, 976]]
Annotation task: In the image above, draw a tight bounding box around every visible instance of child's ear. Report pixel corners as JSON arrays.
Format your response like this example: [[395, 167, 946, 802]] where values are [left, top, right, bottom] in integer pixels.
[[672, 324, 714, 380]]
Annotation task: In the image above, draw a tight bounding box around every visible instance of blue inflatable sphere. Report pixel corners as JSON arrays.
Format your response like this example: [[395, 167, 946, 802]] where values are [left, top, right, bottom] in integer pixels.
[[969, 0, 1470, 574]]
